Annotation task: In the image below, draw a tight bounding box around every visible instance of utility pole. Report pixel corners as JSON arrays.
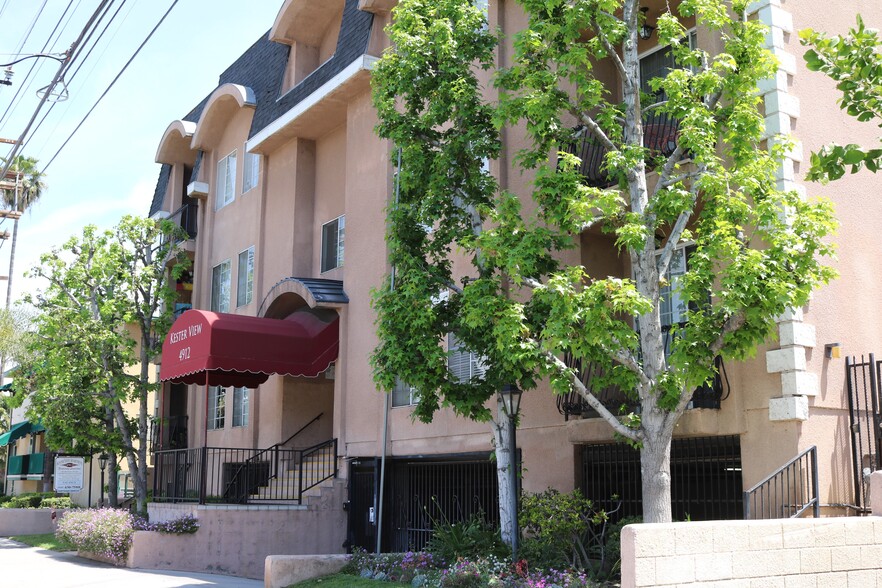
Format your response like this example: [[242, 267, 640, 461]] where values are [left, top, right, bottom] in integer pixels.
[[0, 167, 21, 388]]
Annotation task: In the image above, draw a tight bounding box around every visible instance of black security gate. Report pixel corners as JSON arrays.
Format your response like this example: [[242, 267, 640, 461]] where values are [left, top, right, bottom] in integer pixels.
[[581, 435, 743, 522], [347, 459, 378, 552], [387, 454, 499, 552], [845, 354, 882, 512]]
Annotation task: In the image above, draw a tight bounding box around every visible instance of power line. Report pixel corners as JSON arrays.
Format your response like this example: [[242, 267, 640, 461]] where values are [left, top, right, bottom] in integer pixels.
[[27, 0, 135, 157], [11, 1, 49, 56], [0, 0, 114, 179], [0, 0, 77, 131], [43, 0, 179, 174]]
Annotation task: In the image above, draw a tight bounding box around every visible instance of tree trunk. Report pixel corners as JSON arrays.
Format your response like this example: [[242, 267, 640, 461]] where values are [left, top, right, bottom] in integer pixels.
[[492, 396, 516, 547], [135, 330, 151, 516], [640, 415, 673, 524], [5, 218, 17, 310], [107, 453, 119, 508]]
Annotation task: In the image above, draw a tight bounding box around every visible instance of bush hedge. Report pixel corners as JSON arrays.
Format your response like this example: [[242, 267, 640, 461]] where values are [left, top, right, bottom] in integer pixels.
[[0, 492, 68, 509]]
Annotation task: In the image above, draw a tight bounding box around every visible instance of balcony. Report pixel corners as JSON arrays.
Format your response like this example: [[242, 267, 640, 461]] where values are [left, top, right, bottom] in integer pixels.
[[561, 113, 681, 188], [557, 353, 728, 420], [161, 202, 198, 257], [149, 415, 189, 453], [6, 452, 46, 479]]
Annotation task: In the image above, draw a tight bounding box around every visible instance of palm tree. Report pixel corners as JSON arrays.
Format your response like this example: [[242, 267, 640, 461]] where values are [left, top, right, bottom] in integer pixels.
[[1, 156, 46, 309], [0, 156, 45, 392]]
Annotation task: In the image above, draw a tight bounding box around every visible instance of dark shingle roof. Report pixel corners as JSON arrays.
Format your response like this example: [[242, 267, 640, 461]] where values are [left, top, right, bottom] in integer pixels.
[[249, 0, 374, 138], [148, 0, 374, 218]]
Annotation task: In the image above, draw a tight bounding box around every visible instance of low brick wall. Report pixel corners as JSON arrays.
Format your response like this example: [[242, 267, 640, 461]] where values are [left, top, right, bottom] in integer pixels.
[[621, 517, 882, 587], [0, 508, 68, 536]]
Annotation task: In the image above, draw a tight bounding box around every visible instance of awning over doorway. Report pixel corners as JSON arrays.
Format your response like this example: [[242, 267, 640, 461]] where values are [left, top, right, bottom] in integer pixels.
[[159, 309, 339, 388], [0, 421, 45, 446]]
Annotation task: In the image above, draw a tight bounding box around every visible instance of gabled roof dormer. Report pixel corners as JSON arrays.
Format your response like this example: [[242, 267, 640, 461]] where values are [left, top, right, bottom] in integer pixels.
[[271, 0, 345, 92], [191, 83, 257, 151]]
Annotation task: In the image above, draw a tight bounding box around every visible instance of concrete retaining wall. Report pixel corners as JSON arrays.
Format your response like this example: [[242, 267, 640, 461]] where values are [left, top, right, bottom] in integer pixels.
[[264, 554, 348, 588], [621, 517, 882, 587], [0, 508, 68, 536], [135, 482, 346, 579]]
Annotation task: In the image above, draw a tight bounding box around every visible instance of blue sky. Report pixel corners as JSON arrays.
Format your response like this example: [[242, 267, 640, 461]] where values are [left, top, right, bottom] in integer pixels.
[[0, 0, 283, 303]]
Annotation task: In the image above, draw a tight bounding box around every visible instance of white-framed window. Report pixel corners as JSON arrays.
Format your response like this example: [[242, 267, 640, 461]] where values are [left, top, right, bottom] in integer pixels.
[[237, 247, 254, 307], [635, 243, 692, 358], [242, 149, 260, 194], [211, 260, 231, 313], [232, 386, 250, 427], [208, 386, 226, 430], [392, 378, 419, 408], [321, 215, 345, 272], [474, 0, 489, 29], [659, 245, 689, 330], [216, 149, 237, 210], [639, 30, 698, 102], [447, 333, 487, 383]]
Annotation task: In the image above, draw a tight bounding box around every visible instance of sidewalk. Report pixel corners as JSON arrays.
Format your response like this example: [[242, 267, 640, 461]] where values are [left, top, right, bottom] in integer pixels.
[[0, 537, 264, 587]]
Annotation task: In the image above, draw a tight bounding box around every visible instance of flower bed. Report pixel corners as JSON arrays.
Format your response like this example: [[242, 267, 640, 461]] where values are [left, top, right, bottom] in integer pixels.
[[56, 508, 200, 564], [348, 550, 604, 588]]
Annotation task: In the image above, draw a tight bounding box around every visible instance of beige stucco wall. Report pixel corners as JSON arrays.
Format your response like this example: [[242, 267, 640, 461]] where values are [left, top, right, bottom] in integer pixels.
[[146, 0, 882, 534], [0, 508, 68, 536]]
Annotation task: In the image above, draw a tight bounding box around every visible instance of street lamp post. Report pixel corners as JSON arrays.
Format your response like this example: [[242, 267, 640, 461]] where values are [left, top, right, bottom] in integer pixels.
[[98, 453, 109, 507], [500, 384, 523, 561]]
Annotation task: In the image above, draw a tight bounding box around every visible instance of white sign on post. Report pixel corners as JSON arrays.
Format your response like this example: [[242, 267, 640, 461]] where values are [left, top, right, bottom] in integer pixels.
[[54, 456, 85, 493]]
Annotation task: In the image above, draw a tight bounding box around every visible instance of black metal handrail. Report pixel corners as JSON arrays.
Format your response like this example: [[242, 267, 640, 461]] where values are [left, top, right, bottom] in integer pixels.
[[152, 440, 337, 505], [561, 113, 681, 188], [299, 438, 338, 497], [149, 415, 188, 453], [167, 202, 198, 240], [743, 445, 819, 519], [558, 351, 728, 420], [222, 413, 324, 501]]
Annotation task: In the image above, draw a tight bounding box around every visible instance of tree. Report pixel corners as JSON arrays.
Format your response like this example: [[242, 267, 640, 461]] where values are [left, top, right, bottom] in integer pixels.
[[0, 155, 47, 308], [371, 0, 837, 530], [24, 215, 188, 513], [801, 15, 882, 182]]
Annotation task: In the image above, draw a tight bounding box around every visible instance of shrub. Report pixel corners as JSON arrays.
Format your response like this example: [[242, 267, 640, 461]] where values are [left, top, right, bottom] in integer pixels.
[[602, 515, 641, 577], [40, 497, 73, 509], [3, 492, 44, 508], [56, 508, 135, 562], [425, 513, 508, 563], [518, 489, 607, 572], [0, 492, 70, 509]]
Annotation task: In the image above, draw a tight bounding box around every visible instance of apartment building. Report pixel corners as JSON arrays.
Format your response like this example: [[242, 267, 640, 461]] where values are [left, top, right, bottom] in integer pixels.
[[146, 0, 882, 574]]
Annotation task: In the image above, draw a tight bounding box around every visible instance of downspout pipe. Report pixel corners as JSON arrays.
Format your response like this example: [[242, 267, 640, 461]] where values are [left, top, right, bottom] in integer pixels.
[[376, 147, 401, 554]]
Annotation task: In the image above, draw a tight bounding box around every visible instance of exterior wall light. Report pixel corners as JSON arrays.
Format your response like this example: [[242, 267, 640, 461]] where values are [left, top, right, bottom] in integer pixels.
[[824, 343, 842, 359], [639, 7, 655, 40]]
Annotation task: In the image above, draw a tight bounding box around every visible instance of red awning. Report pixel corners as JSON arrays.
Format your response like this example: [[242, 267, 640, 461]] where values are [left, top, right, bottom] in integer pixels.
[[160, 309, 339, 388]]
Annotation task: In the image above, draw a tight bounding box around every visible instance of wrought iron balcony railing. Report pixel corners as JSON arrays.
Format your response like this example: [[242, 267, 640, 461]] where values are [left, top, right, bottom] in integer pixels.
[[561, 113, 682, 188]]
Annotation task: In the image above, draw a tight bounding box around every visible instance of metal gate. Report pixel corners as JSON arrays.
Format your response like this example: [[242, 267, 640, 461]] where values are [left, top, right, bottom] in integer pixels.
[[388, 454, 498, 552], [347, 459, 377, 552], [845, 355, 882, 511]]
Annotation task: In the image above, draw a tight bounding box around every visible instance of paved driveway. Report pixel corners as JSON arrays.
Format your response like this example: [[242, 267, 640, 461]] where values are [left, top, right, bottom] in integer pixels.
[[0, 538, 264, 587]]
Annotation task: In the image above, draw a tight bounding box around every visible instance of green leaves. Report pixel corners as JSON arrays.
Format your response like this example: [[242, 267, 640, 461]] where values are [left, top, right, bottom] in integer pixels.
[[21, 215, 189, 504], [371, 0, 836, 465], [801, 15, 882, 182]]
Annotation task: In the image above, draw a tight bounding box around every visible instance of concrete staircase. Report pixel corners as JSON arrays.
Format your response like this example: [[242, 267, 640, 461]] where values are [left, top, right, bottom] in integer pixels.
[[247, 450, 337, 505]]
